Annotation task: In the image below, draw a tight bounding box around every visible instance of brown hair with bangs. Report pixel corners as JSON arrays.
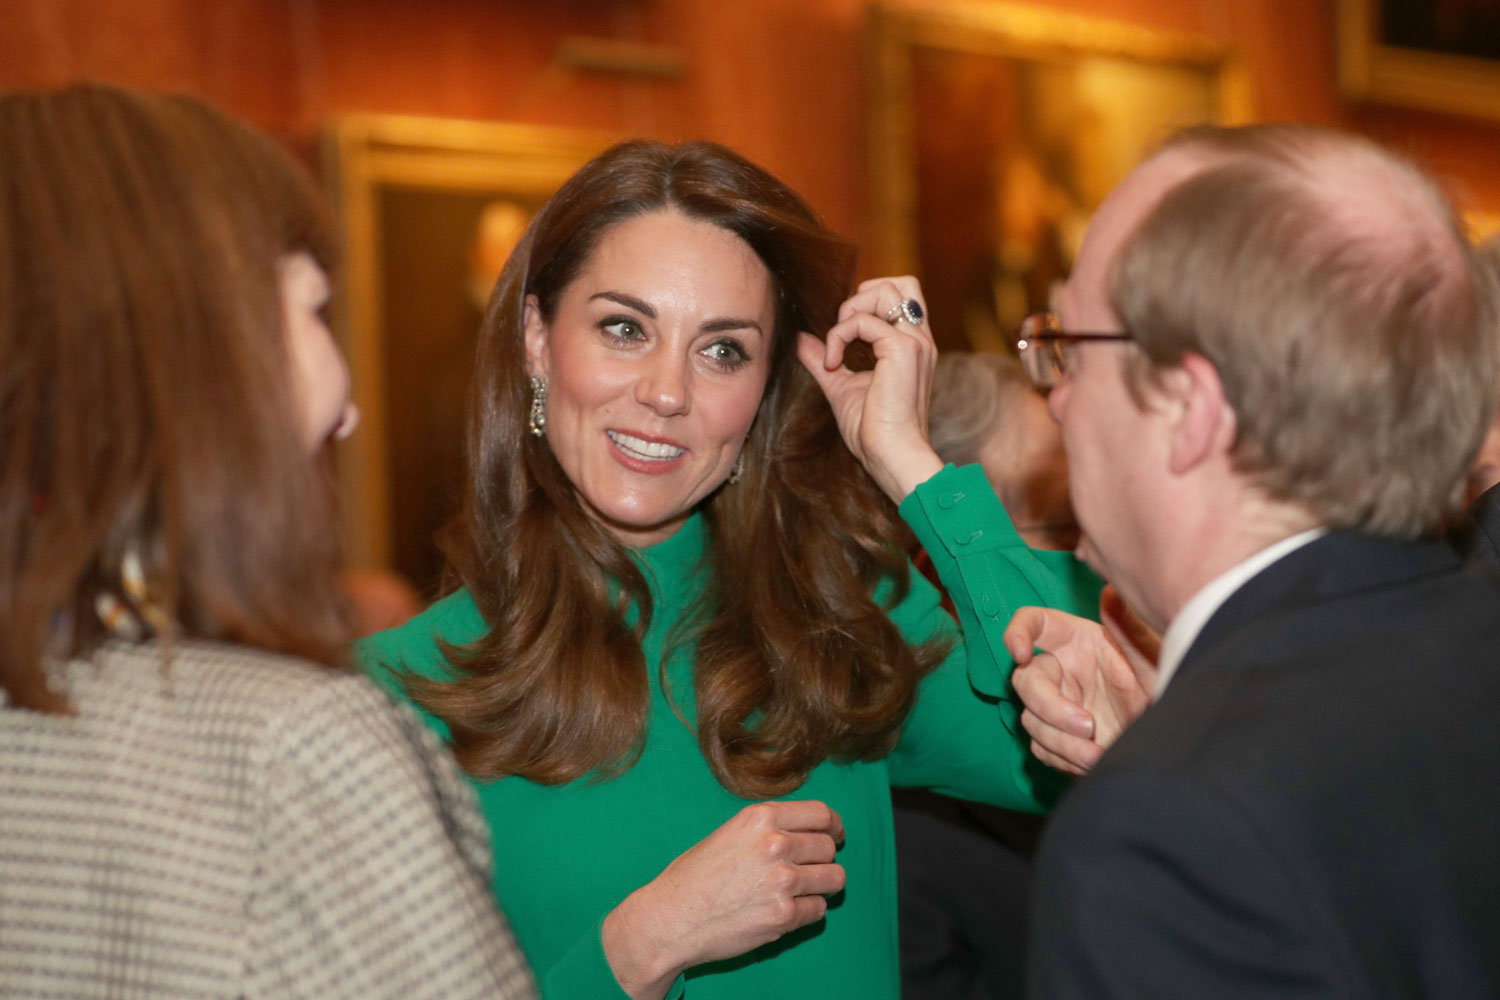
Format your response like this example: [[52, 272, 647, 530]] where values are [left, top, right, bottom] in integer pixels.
[[414, 139, 946, 799], [0, 84, 353, 713]]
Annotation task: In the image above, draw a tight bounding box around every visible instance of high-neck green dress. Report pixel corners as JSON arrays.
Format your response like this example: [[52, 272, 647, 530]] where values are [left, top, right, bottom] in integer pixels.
[[360, 465, 1102, 999]]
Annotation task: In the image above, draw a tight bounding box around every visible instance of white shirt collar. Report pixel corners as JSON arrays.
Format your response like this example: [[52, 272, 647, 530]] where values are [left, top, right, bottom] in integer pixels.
[[1153, 528, 1327, 700]]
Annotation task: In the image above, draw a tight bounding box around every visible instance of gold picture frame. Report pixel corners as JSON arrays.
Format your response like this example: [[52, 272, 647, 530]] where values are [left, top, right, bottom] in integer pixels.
[[1337, 0, 1500, 121], [324, 115, 614, 582], [866, 0, 1252, 352]]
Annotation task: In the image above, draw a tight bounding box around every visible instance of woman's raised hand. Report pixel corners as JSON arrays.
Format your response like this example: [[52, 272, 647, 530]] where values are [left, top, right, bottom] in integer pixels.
[[797, 276, 945, 503], [601, 800, 847, 1000]]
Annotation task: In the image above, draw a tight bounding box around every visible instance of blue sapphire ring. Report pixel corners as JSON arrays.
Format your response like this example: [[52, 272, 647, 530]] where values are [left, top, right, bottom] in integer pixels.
[[884, 297, 924, 326]]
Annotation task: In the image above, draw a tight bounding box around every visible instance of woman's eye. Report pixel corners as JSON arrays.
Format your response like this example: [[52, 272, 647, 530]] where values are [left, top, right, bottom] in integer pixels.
[[600, 317, 645, 343], [702, 339, 750, 371]]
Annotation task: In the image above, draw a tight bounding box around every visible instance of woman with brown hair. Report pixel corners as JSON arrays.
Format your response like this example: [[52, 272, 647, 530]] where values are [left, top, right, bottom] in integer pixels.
[[362, 139, 1086, 999], [0, 84, 535, 999]]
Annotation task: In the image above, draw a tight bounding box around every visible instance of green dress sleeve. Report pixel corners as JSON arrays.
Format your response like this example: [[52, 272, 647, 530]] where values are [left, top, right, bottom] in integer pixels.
[[886, 463, 1103, 811], [540, 919, 684, 1000]]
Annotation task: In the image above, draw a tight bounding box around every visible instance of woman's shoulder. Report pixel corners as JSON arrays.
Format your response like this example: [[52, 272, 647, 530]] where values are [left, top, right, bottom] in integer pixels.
[[16, 639, 421, 785], [356, 588, 488, 684], [55, 638, 371, 715]]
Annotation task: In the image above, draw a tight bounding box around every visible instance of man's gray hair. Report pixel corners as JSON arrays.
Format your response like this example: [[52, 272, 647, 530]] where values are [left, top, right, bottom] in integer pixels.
[[1110, 124, 1498, 537]]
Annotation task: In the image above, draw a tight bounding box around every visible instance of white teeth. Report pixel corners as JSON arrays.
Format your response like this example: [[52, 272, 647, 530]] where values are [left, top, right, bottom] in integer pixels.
[[607, 430, 685, 461]]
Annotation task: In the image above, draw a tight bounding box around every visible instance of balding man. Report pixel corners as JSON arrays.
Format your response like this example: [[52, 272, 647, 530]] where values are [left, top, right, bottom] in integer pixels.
[[1017, 125, 1500, 997]]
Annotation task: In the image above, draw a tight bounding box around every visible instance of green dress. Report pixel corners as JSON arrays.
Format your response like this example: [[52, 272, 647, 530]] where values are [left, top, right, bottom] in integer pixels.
[[360, 464, 1101, 999]]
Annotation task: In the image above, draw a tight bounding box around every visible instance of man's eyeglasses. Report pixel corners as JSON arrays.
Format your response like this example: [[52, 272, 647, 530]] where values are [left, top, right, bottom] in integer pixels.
[[1015, 312, 1133, 389]]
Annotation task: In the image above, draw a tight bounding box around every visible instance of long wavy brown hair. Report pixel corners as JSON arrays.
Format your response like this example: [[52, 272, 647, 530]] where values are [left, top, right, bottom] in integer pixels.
[[413, 139, 947, 799], [0, 85, 352, 714]]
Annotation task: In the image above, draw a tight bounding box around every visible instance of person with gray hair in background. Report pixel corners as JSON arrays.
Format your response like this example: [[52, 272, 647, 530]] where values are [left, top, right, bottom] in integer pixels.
[[895, 350, 1101, 1000], [1007, 123, 1500, 997], [912, 352, 1103, 611], [926, 352, 1079, 552]]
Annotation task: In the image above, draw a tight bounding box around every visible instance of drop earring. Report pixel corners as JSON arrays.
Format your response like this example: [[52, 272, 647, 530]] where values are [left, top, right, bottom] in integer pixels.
[[528, 375, 547, 437], [727, 454, 744, 485]]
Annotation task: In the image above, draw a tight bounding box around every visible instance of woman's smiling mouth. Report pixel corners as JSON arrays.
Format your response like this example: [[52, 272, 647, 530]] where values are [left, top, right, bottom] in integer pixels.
[[607, 429, 687, 463]]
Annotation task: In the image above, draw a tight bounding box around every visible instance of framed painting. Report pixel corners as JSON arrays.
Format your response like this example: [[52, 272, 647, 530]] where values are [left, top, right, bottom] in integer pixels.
[[325, 115, 614, 590], [866, 1, 1252, 352], [1338, 0, 1500, 120]]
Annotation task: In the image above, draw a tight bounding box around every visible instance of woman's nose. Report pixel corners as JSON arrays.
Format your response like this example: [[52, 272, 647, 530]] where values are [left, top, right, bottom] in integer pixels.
[[334, 399, 361, 441], [635, 355, 690, 415]]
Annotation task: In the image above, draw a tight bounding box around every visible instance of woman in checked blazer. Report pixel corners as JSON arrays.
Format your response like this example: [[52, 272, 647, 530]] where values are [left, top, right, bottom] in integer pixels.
[[0, 84, 535, 1000]]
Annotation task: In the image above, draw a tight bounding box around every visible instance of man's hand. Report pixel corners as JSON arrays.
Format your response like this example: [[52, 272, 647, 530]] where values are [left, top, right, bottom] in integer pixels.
[[1004, 586, 1160, 775]]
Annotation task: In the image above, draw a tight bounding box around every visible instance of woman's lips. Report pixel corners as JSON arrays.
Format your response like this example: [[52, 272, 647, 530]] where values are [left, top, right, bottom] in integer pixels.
[[606, 429, 688, 473]]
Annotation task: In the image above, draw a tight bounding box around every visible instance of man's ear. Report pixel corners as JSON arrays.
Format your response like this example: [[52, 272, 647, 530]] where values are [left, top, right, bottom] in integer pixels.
[[522, 294, 548, 378], [1162, 352, 1235, 476]]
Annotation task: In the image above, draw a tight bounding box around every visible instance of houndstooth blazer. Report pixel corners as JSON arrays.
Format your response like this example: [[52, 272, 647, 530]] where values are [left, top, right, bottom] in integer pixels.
[[0, 638, 537, 1000]]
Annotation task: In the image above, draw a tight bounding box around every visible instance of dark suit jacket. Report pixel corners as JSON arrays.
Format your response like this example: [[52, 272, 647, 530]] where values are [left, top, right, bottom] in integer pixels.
[[1029, 532, 1500, 999], [1451, 482, 1500, 569]]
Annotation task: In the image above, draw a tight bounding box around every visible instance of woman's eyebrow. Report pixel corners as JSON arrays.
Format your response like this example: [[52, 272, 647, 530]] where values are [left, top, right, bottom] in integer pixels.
[[590, 290, 764, 336], [702, 317, 764, 335], [590, 290, 655, 317]]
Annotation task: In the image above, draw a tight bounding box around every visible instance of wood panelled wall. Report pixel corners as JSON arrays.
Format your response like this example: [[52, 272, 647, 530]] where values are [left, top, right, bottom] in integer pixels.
[[6, 0, 1500, 259]]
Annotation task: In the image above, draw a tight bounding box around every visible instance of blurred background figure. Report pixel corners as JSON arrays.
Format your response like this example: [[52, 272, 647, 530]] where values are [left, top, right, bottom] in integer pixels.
[[343, 567, 424, 634], [0, 84, 535, 1000], [927, 351, 1079, 551], [896, 348, 1098, 1000]]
